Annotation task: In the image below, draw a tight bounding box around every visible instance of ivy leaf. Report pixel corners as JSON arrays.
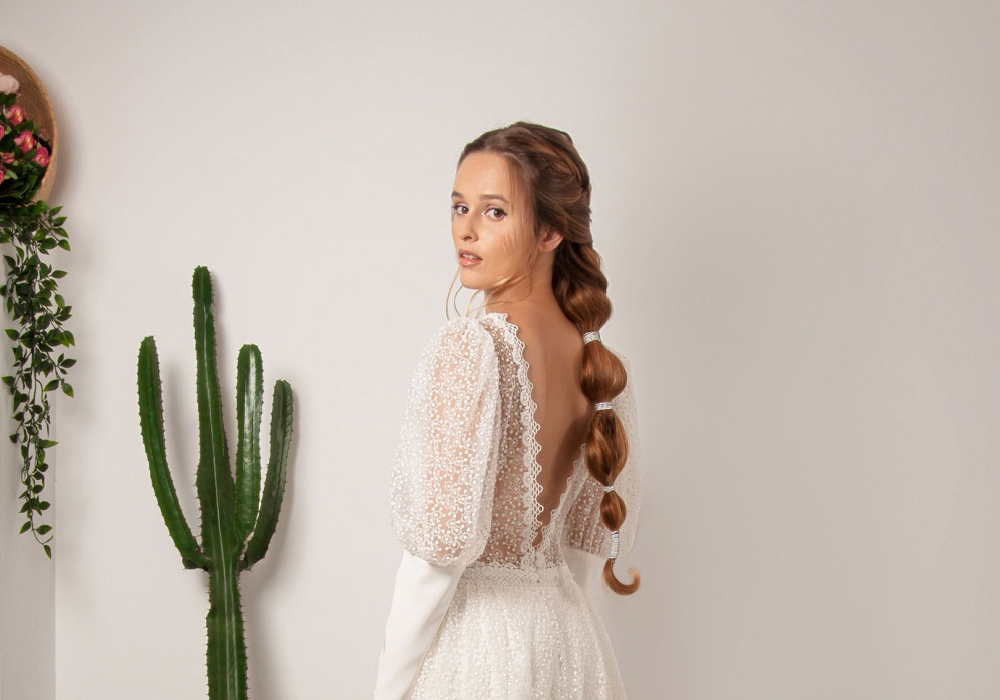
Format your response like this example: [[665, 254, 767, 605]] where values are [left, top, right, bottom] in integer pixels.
[[3, 202, 74, 555]]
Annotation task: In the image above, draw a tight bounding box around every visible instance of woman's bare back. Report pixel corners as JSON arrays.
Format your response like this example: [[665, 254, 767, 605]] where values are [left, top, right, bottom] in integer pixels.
[[505, 309, 593, 546]]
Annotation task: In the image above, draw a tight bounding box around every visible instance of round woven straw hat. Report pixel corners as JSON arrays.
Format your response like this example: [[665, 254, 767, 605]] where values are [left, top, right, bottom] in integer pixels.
[[0, 45, 58, 202]]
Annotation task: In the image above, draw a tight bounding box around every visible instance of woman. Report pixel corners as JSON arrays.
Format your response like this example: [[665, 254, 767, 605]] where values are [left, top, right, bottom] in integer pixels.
[[374, 122, 643, 699]]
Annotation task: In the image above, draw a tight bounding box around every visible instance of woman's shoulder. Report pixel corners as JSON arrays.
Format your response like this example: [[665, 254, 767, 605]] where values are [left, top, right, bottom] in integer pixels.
[[419, 315, 499, 366], [428, 314, 495, 340]]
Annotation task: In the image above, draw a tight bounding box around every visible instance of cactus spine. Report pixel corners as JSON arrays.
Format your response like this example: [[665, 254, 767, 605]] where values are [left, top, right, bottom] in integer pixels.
[[137, 266, 293, 700]]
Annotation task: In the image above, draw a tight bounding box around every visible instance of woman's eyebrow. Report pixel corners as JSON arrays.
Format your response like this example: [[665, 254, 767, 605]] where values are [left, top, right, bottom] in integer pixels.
[[451, 191, 510, 205]]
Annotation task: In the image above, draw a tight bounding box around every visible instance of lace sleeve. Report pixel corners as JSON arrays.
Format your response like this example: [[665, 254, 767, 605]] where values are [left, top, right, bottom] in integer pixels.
[[562, 352, 643, 559], [389, 316, 502, 567]]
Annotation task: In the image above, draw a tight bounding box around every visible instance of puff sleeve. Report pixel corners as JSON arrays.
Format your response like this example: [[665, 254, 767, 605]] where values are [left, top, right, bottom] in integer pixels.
[[388, 316, 502, 567], [561, 352, 643, 560]]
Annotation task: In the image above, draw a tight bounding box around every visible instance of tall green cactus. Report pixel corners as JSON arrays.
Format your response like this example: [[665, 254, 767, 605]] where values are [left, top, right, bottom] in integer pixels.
[[136, 266, 293, 700]]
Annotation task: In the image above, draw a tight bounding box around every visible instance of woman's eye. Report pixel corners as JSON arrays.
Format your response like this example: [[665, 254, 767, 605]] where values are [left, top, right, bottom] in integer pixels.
[[485, 206, 506, 221], [451, 204, 469, 216]]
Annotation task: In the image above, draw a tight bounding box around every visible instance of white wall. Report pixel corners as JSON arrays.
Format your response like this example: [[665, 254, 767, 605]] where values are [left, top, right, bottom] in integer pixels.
[[2, 1, 999, 698], [1, 421, 56, 700]]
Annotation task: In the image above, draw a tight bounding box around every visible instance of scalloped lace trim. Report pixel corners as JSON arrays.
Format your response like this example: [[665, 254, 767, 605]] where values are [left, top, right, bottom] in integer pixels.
[[490, 312, 586, 567], [492, 313, 543, 567], [537, 443, 586, 548]]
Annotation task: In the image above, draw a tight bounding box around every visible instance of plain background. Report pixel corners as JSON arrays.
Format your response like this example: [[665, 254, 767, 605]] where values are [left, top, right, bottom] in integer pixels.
[[2, 1, 999, 698]]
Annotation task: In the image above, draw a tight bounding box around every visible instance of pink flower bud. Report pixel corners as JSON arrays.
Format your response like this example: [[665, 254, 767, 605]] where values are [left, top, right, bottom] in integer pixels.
[[34, 145, 50, 167], [14, 130, 35, 153], [0, 152, 13, 164], [4, 104, 24, 126]]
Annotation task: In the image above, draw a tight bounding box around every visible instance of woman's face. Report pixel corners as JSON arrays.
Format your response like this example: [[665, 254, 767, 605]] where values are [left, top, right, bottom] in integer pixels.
[[451, 151, 531, 292]]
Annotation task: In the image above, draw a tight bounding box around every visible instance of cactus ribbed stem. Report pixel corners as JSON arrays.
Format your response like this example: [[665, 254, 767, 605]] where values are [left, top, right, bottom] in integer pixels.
[[137, 266, 292, 700], [207, 565, 248, 699]]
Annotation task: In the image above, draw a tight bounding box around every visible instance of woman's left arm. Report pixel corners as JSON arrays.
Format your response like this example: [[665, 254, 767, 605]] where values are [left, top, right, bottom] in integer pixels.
[[375, 317, 502, 698], [374, 550, 465, 699]]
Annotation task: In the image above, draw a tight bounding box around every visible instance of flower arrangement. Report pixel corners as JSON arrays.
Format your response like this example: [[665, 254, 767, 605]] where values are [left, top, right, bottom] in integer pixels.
[[0, 64, 74, 558], [0, 73, 51, 205]]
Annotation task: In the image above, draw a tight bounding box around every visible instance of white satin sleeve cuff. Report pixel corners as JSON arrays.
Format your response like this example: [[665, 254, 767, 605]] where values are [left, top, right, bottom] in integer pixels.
[[374, 549, 467, 699]]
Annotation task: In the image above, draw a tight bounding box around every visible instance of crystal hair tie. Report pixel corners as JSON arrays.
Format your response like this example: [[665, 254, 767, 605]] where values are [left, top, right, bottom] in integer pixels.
[[610, 530, 620, 560], [603, 484, 616, 493], [595, 401, 613, 411], [583, 331, 601, 344]]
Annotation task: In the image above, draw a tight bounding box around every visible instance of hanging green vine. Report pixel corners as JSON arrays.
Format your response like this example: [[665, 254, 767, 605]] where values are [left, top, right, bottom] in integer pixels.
[[1, 68, 74, 557], [0, 200, 74, 558]]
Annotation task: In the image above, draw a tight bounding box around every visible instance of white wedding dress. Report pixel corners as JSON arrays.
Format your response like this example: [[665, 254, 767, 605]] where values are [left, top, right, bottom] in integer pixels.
[[374, 312, 643, 700]]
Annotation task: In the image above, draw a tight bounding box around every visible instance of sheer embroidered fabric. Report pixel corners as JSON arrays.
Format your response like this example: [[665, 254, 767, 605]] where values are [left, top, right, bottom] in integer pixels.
[[388, 312, 643, 699]]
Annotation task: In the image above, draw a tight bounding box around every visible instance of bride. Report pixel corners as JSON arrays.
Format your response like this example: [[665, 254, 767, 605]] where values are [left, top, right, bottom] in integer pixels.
[[374, 121, 643, 699]]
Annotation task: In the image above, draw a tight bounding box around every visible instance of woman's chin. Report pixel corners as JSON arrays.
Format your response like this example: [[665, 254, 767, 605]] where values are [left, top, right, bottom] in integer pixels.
[[459, 270, 485, 290]]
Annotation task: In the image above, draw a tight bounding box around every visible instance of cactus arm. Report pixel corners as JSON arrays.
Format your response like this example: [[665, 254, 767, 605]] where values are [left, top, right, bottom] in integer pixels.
[[206, 566, 248, 700], [234, 344, 263, 545], [192, 266, 238, 563], [242, 379, 292, 570], [137, 336, 208, 570]]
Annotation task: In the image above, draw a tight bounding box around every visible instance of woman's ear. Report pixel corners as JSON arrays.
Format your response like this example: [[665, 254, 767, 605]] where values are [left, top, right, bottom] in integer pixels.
[[538, 226, 564, 254]]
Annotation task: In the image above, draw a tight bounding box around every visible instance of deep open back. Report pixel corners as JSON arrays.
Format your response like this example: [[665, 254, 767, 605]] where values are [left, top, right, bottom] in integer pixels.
[[494, 314, 592, 548], [389, 310, 640, 574]]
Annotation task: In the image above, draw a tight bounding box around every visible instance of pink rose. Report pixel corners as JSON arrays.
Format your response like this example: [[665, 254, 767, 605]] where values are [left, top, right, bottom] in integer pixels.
[[14, 131, 35, 153], [34, 145, 50, 167], [4, 104, 24, 126], [0, 152, 12, 164]]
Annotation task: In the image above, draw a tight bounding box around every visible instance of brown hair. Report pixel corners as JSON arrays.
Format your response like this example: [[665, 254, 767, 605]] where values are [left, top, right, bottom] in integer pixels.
[[458, 121, 640, 595]]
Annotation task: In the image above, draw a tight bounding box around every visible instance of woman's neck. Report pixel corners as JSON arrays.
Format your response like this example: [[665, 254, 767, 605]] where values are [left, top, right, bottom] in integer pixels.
[[482, 262, 562, 322]]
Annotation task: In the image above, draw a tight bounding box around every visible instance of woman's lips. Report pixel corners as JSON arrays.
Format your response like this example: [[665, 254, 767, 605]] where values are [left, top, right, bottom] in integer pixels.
[[458, 251, 482, 266]]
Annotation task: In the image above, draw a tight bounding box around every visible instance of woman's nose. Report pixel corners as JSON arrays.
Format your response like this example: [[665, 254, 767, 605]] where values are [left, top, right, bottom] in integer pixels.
[[454, 216, 477, 240]]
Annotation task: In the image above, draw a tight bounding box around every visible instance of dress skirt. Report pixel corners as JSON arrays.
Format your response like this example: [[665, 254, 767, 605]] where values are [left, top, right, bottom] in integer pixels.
[[409, 563, 629, 700]]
